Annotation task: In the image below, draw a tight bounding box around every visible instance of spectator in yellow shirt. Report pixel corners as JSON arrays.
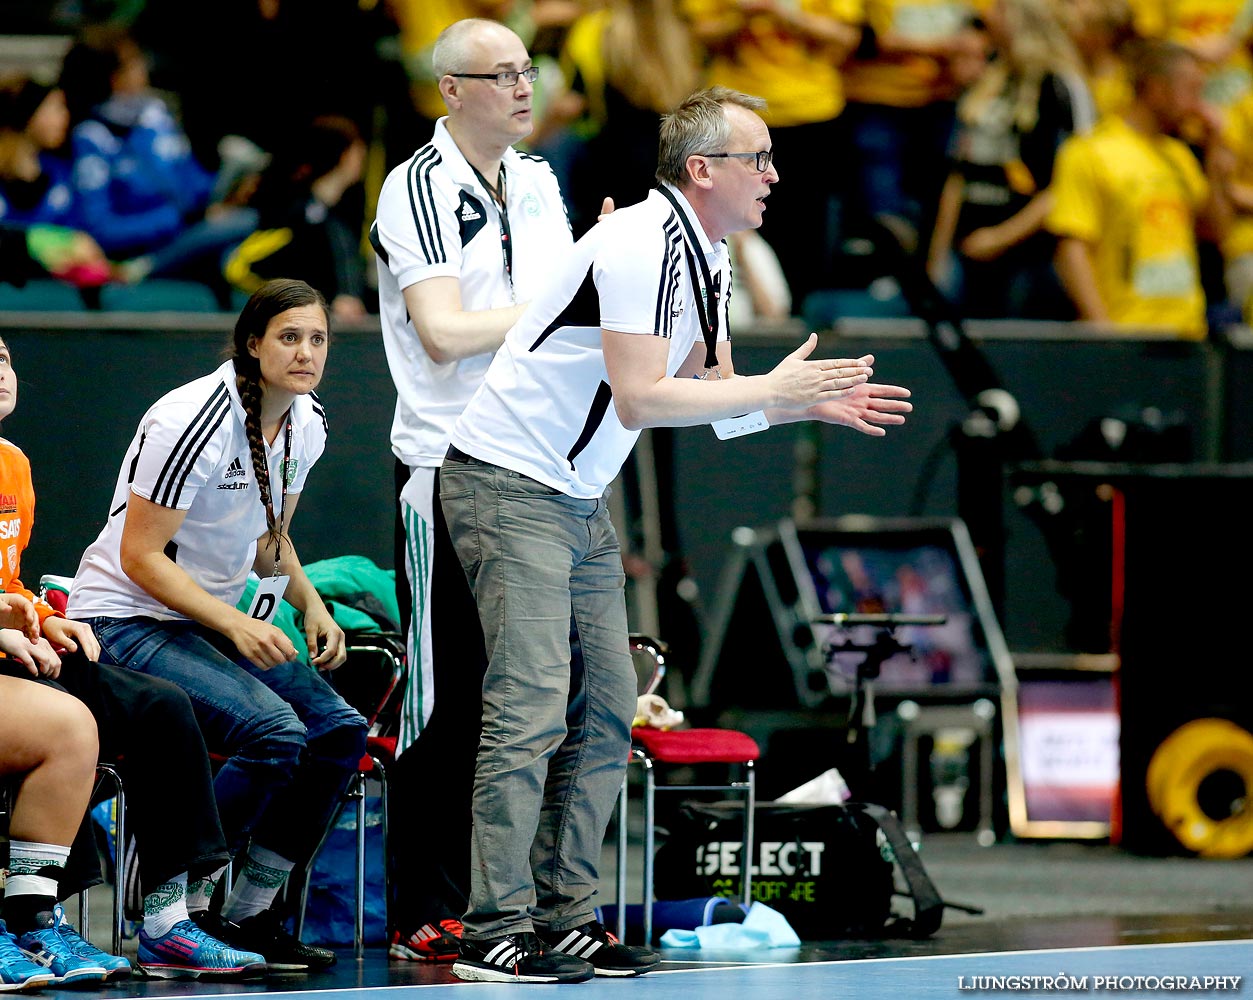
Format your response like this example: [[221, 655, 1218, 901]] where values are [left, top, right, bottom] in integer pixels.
[[1131, 0, 1253, 110], [1216, 87, 1253, 320], [1047, 40, 1232, 338]]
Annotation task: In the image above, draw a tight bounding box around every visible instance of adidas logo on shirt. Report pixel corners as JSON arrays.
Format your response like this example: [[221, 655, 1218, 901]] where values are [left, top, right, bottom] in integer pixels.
[[218, 456, 249, 489], [460, 202, 482, 222]]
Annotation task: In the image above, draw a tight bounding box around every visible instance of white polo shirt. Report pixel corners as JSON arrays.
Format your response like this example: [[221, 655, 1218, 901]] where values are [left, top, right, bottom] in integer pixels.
[[67, 361, 327, 621], [371, 118, 573, 470], [450, 184, 732, 499]]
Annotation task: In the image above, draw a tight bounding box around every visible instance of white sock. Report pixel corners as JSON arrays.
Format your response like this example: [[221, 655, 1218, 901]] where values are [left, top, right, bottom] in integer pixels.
[[4, 840, 69, 901], [142, 873, 189, 938], [186, 865, 227, 914], [219, 846, 294, 923]]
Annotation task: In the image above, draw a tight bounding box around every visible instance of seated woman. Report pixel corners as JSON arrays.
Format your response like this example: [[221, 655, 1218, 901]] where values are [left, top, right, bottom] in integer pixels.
[[0, 333, 266, 981], [0, 654, 102, 989], [66, 278, 367, 971]]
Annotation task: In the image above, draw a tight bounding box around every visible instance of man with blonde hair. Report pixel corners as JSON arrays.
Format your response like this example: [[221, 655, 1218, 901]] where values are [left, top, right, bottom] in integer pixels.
[[443, 85, 913, 984]]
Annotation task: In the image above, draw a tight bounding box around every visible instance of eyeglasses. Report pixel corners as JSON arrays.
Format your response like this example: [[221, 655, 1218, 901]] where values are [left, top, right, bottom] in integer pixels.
[[450, 67, 540, 88], [703, 150, 774, 172]]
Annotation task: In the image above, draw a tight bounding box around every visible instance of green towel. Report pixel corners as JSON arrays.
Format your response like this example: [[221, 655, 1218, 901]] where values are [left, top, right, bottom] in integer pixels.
[[303, 555, 399, 634]]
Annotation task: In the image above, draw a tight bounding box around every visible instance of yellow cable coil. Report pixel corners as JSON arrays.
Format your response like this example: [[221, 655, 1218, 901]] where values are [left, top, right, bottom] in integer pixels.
[[1145, 718, 1253, 859]]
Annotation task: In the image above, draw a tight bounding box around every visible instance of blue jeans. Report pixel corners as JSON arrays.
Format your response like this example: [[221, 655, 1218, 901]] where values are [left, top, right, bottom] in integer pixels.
[[439, 457, 636, 940], [88, 616, 367, 868]]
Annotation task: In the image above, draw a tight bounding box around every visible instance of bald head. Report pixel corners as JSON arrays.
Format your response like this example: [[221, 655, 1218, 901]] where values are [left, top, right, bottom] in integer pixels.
[[432, 18, 523, 80]]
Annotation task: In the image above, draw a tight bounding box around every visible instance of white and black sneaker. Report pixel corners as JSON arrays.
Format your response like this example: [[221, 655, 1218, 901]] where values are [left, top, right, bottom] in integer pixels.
[[539, 920, 660, 977], [451, 932, 592, 984]]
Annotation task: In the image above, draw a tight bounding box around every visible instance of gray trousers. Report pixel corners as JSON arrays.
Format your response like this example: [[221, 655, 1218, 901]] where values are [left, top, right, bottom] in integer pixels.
[[439, 456, 635, 940]]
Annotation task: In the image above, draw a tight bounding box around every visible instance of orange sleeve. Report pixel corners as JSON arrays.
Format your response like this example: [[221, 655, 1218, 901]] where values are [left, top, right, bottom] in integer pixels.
[[0, 440, 61, 628]]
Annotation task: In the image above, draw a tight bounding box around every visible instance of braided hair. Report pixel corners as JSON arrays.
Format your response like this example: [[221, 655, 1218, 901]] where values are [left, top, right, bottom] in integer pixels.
[[229, 278, 329, 558]]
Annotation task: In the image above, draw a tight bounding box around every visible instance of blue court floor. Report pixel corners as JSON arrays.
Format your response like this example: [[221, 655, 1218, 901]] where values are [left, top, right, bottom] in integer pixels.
[[63, 826, 1253, 1000], [86, 936, 1253, 1000]]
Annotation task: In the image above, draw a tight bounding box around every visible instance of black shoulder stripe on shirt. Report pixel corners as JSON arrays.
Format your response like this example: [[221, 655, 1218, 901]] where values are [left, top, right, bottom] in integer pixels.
[[566, 380, 614, 469], [654, 216, 683, 341], [310, 391, 328, 435], [529, 262, 599, 352], [167, 393, 232, 509], [407, 145, 444, 264], [113, 432, 145, 517], [125, 431, 145, 488], [152, 385, 230, 508], [369, 221, 387, 265]]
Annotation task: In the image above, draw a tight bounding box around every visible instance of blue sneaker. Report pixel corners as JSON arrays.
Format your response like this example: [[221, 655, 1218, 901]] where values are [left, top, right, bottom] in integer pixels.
[[137, 919, 266, 980], [50, 906, 131, 981], [0, 922, 56, 993], [16, 925, 107, 986]]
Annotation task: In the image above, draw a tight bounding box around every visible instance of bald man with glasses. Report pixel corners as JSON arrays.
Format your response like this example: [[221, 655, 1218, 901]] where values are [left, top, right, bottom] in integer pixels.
[[370, 17, 607, 969]]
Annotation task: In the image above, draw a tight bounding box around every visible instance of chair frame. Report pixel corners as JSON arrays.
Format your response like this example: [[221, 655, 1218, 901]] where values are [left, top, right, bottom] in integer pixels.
[[293, 635, 405, 959], [77, 764, 126, 957], [616, 635, 757, 947]]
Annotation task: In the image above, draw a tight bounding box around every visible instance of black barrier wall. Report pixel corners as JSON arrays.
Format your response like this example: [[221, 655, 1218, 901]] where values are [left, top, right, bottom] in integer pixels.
[[0, 314, 1243, 657], [2, 316, 397, 592]]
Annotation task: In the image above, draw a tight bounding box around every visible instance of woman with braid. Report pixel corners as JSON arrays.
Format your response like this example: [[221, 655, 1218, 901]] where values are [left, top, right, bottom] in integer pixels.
[[67, 278, 367, 973]]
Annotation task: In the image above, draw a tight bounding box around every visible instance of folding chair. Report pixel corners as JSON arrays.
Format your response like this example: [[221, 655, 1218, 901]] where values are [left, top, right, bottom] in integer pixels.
[[615, 634, 758, 946], [294, 631, 406, 958], [34, 576, 128, 955], [77, 764, 126, 956]]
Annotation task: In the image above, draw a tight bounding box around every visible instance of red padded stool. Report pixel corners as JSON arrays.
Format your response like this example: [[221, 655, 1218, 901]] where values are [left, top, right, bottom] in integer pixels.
[[615, 636, 759, 946]]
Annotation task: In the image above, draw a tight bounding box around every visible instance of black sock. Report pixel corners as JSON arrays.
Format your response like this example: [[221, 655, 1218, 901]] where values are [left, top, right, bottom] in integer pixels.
[[2, 895, 57, 935]]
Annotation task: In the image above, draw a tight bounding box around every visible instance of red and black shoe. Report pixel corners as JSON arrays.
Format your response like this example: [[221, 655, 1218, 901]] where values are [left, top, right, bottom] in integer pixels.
[[388, 919, 463, 962]]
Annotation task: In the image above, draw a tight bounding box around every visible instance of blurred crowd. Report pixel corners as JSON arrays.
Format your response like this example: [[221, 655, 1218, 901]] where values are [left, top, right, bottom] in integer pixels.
[[4, 0, 1253, 338]]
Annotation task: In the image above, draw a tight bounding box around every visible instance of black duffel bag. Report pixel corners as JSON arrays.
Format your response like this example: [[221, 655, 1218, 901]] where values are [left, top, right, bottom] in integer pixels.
[[652, 800, 944, 940]]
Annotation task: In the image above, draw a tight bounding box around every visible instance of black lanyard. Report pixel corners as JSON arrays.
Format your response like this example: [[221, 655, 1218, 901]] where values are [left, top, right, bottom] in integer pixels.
[[470, 163, 514, 295], [657, 185, 720, 370]]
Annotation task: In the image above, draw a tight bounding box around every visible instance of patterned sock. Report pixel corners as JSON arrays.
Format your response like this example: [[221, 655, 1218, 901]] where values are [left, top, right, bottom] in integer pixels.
[[186, 865, 227, 914], [2, 841, 69, 932], [219, 846, 294, 923], [142, 872, 190, 938]]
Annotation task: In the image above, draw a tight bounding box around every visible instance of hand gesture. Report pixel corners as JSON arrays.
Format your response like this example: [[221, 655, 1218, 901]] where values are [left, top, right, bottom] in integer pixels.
[[41, 616, 101, 662], [0, 593, 39, 641], [229, 614, 300, 670], [768, 336, 873, 410], [0, 628, 63, 678], [304, 606, 347, 671], [807, 380, 913, 435]]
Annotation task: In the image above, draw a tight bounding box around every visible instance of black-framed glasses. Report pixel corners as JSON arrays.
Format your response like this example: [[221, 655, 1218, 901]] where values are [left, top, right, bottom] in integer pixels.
[[450, 67, 540, 88], [703, 150, 773, 172]]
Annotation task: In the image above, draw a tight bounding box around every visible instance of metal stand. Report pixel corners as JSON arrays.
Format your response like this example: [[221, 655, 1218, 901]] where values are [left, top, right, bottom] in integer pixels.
[[814, 613, 947, 790], [815, 614, 945, 768], [897, 699, 997, 846]]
